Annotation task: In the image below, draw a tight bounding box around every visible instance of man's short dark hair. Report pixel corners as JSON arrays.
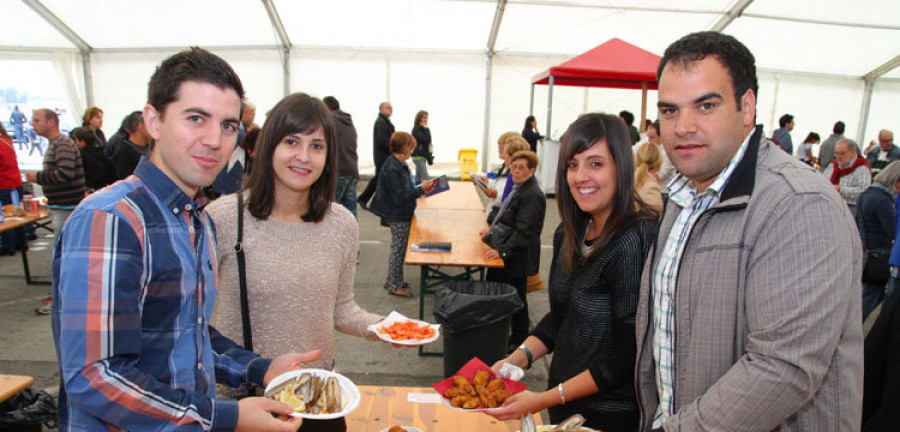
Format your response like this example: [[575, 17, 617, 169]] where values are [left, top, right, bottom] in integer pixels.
[[834, 121, 846, 135], [147, 47, 244, 117], [779, 114, 794, 128], [71, 127, 99, 147], [658, 31, 758, 110], [618, 110, 634, 125], [36, 108, 58, 126], [323, 96, 340, 111], [122, 111, 143, 134]]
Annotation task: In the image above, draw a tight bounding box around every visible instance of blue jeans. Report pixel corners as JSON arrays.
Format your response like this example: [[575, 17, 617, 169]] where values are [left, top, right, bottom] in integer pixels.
[[862, 252, 891, 321], [412, 158, 430, 183], [334, 177, 358, 219], [863, 280, 886, 321]]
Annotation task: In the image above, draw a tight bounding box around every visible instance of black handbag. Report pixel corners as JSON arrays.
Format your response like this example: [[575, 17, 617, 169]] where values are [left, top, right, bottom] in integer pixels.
[[231, 193, 263, 398], [481, 222, 513, 248], [235, 193, 253, 350], [863, 251, 890, 286]]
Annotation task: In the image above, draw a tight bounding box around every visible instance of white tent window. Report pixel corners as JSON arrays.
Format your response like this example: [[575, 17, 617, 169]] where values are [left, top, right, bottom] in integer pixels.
[[0, 0, 896, 168]]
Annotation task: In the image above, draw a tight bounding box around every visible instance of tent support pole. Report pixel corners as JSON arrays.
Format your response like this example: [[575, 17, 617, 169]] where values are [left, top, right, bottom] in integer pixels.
[[857, 80, 874, 146], [529, 83, 535, 115], [282, 48, 290, 96], [546, 76, 554, 140], [82, 51, 94, 108], [640, 82, 648, 132], [482, 54, 493, 172]]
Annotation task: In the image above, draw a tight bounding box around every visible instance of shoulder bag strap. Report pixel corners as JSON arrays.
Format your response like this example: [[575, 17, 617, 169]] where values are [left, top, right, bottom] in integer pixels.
[[235, 193, 253, 350]]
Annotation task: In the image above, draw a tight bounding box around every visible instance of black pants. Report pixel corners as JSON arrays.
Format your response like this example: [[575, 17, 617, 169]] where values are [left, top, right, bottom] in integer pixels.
[[298, 417, 346, 432], [486, 269, 528, 347], [358, 157, 385, 205]]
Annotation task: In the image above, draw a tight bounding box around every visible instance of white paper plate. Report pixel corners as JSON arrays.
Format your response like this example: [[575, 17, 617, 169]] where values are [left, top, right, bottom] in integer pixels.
[[528, 426, 595, 432], [264, 369, 360, 420], [379, 427, 423, 432], [439, 395, 502, 413], [368, 311, 440, 346]]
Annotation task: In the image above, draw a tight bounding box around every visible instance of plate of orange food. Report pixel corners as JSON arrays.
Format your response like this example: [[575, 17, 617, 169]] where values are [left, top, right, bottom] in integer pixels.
[[432, 357, 527, 412], [369, 311, 440, 346]]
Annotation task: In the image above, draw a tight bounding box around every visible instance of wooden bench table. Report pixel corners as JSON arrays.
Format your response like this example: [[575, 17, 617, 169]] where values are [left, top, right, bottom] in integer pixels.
[[407, 182, 503, 356], [0, 205, 51, 285], [0, 374, 34, 404], [346, 385, 541, 432], [415, 181, 486, 211]]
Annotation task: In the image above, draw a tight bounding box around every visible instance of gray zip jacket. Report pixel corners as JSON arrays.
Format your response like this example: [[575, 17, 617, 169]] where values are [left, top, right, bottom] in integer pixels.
[[635, 127, 864, 431]]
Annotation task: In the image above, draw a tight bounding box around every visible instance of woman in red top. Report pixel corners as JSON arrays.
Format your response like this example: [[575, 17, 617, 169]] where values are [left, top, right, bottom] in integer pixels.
[[0, 122, 25, 254]]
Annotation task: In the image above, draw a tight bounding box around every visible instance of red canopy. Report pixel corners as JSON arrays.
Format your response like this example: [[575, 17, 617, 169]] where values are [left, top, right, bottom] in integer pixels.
[[532, 38, 661, 90]]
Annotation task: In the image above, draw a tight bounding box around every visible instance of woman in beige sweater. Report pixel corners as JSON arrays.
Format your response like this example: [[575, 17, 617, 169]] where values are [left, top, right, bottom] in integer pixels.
[[208, 94, 383, 431]]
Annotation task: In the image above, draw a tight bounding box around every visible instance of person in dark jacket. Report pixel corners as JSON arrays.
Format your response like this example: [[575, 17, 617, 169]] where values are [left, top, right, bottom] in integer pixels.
[[489, 114, 655, 431], [105, 111, 140, 158], [71, 127, 114, 192], [111, 112, 152, 180], [324, 96, 360, 218], [357, 101, 394, 209], [369, 132, 433, 297], [411, 110, 433, 183], [618, 110, 641, 146], [480, 150, 546, 350], [522, 115, 544, 152], [82, 106, 108, 152], [862, 279, 900, 432], [858, 161, 900, 320]]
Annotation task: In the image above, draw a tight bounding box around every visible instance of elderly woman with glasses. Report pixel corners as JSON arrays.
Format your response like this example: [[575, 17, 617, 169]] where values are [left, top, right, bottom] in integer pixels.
[[480, 150, 546, 352]]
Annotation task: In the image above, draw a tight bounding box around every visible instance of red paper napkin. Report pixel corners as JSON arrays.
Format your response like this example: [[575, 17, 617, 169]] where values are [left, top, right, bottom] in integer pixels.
[[432, 357, 527, 409]]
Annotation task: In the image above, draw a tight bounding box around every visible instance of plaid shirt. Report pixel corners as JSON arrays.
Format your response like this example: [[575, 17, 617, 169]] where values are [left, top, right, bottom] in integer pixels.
[[651, 129, 754, 428], [51, 158, 270, 432]]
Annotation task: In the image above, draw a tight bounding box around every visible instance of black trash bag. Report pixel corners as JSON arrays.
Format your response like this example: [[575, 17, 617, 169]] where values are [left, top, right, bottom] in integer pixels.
[[433, 280, 523, 335], [0, 386, 57, 431]]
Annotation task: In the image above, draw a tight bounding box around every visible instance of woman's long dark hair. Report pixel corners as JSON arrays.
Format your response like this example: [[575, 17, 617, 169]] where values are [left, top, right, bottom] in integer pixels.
[[522, 115, 536, 135], [556, 113, 648, 273], [243, 93, 336, 223], [803, 132, 820, 144]]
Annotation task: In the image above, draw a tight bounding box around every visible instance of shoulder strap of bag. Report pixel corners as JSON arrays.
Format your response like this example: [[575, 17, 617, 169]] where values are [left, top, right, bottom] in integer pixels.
[[235, 193, 253, 350]]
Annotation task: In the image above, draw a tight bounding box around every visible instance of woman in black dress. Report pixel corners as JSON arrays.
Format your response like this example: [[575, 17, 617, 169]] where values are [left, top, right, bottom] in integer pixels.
[[522, 115, 543, 152], [490, 113, 657, 432]]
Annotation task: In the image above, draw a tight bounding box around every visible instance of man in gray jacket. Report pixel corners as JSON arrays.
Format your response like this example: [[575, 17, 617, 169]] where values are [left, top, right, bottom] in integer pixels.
[[818, 121, 845, 172], [635, 32, 863, 431]]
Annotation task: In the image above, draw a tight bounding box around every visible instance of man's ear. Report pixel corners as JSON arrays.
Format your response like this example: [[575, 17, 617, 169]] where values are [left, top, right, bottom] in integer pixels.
[[741, 89, 756, 127], [143, 104, 162, 141]]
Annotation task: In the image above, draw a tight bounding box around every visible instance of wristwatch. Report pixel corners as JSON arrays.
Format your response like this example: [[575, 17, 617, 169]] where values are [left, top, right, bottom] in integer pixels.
[[517, 344, 533, 370]]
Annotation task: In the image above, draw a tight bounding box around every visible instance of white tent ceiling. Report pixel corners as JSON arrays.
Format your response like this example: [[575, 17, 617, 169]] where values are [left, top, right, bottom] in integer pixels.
[[1, 0, 898, 168]]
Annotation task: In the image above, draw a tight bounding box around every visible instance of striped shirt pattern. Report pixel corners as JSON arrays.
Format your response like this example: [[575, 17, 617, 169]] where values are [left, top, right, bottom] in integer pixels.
[[51, 158, 269, 431], [651, 130, 753, 428], [37, 134, 84, 206]]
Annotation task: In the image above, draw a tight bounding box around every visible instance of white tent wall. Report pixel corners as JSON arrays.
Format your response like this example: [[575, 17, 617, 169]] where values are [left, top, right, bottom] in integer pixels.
[[91, 49, 286, 137], [755, 72, 865, 151], [2, 0, 897, 171], [867, 81, 900, 147], [290, 48, 487, 166]]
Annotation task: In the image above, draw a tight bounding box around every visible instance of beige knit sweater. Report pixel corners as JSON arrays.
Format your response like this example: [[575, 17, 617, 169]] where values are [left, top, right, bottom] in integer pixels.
[[207, 193, 382, 370]]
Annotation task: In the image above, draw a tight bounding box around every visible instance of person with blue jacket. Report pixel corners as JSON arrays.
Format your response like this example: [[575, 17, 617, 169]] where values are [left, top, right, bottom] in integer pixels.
[[858, 161, 900, 320], [369, 132, 433, 297]]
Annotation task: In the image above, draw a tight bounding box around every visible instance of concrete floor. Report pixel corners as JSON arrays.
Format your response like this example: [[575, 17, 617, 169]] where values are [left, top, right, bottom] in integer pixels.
[[0, 177, 560, 407]]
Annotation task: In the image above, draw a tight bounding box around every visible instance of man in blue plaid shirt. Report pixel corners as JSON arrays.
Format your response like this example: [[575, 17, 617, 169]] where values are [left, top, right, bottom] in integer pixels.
[[51, 48, 319, 432]]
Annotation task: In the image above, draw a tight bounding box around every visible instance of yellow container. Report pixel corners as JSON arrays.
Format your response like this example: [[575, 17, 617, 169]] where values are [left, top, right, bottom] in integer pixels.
[[458, 148, 478, 181]]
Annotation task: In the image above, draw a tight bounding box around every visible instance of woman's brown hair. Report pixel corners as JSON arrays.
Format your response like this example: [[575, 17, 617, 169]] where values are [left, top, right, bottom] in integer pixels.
[[556, 113, 651, 273], [243, 93, 336, 223]]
